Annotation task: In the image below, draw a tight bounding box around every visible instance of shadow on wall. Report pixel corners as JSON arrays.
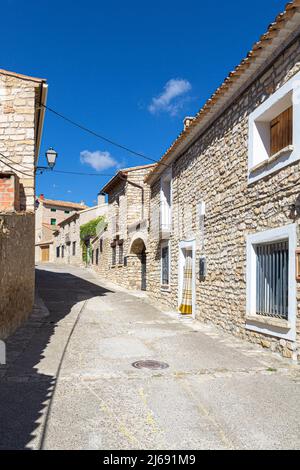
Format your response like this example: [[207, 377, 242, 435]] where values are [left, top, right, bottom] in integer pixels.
[[0, 268, 113, 450]]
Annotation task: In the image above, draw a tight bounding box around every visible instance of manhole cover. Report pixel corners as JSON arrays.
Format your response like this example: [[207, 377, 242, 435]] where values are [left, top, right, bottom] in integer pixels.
[[132, 360, 169, 370]]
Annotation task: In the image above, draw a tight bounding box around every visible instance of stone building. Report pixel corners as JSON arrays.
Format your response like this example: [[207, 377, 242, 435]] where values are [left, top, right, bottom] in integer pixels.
[[35, 195, 87, 262], [0, 68, 47, 338], [53, 194, 107, 266], [145, 1, 300, 360], [91, 164, 155, 290]]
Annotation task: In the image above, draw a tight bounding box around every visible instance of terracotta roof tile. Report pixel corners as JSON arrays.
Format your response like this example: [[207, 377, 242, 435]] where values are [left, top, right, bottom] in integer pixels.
[[41, 198, 88, 210]]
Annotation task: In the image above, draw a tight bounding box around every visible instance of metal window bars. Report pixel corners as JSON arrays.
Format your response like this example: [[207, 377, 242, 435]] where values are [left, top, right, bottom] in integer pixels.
[[255, 241, 289, 320]]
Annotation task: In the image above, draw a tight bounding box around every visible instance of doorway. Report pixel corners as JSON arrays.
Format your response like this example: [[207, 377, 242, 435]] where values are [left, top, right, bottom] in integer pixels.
[[130, 237, 147, 291], [41, 245, 50, 262], [178, 240, 196, 318]]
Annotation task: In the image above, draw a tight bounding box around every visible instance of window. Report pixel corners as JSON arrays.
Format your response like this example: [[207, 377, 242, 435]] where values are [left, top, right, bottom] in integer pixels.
[[270, 106, 293, 157], [61, 245, 65, 258], [96, 248, 99, 265], [91, 250, 94, 265], [56, 246, 60, 258], [51, 208, 56, 212], [118, 243, 124, 265], [246, 224, 296, 341], [72, 241, 76, 256], [160, 169, 172, 239], [100, 238, 103, 253], [255, 241, 288, 319], [51, 218, 56, 226], [64, 210, 70, 214], [161, 242, 170, 287], [112, 245, 116, 266], [248, 70, 300, 183]]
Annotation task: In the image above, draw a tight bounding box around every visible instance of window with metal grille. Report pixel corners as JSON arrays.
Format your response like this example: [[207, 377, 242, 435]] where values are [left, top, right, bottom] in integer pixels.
[[118, 243, 124, 265], [161, 244, 170, 286], [112, 245, 116, 266], [255, 241, 289, 319], [270, 106, 293, 156]]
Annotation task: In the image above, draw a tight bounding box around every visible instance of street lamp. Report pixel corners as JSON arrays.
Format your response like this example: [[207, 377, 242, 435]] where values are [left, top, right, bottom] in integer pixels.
[[36, 147, 58, 172], [45, 147, 57, 169]]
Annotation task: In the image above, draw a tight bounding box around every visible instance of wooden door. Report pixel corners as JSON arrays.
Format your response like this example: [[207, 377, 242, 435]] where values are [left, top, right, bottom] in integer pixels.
[[41, 245, 50, 262]]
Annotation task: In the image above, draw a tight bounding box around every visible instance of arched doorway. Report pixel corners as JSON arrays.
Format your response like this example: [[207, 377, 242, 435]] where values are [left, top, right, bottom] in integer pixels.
[[129, 237, 147, 291]]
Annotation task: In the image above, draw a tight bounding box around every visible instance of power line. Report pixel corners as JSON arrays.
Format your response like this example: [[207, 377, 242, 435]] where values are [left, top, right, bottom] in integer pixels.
[[0, 152, 32, 172], [52, 169, 115, 177], [41, 103, 168, 167], [0, 153, 114, 178], [0, 154, 32, 177]]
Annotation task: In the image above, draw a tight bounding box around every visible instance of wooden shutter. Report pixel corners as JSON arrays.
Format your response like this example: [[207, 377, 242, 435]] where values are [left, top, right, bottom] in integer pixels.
[[270, 106, 293, 156]]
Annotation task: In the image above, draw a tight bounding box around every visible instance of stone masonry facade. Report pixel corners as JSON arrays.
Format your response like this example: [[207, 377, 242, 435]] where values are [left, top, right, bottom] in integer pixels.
[[0, 212, 35, 338], [91, 165, 155, 290], [0, 70, 47, 339], [0, 71, 46, 211], [147, 37, 300, 360], [53, 198, 107, 267]]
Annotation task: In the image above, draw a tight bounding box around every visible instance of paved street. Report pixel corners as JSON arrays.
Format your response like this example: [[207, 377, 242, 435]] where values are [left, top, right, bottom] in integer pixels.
[[0, 263, 300, 450]]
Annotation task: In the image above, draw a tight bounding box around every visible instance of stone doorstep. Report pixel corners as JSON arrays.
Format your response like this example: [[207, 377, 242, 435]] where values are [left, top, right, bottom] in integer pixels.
[[245, 314, 291, 330]]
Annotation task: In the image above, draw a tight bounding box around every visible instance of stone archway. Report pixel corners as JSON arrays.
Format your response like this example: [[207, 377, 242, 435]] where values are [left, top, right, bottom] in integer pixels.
[[127, 236, 147, 291]]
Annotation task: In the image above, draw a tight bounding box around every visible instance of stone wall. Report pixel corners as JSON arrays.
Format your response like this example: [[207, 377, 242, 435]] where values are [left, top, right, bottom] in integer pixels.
[[0, 73, 38, 211], [91, 167, 153, 290], [53, 204, 108, 267], [53, 216, 82, 266], [148, 37, 300, 360], [0, 212, 35, 339]]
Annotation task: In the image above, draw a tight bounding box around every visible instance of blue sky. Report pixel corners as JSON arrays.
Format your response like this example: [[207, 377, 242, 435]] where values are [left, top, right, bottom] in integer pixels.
[[2, 0, 288, 205]]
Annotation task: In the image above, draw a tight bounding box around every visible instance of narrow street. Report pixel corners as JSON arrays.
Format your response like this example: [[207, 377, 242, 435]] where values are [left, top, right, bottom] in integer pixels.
[[0, 264, 300, 450]]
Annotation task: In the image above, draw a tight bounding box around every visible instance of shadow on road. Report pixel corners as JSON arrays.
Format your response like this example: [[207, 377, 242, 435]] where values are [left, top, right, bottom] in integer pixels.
[[0, 267, 113, 450]]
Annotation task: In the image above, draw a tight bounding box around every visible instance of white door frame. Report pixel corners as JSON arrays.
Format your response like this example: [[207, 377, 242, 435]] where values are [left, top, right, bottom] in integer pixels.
[[178, 239, 196, 319]]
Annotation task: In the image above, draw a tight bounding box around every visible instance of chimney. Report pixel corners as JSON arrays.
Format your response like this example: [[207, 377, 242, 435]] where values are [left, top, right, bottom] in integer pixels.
[[39, 193, 45, 200], [183, 116, 194, 131], [97, 193, 106, 206], [80, 200, 85, 206]]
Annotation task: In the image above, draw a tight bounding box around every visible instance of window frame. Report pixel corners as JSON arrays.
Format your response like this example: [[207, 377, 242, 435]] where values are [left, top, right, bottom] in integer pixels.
[[248, 70, 300, 184], [246, 224, 297, 341]]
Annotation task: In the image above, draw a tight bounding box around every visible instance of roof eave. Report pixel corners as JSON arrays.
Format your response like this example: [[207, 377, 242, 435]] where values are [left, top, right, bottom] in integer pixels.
[[35, 83, 48, 164], [99, 171, 127, 194]]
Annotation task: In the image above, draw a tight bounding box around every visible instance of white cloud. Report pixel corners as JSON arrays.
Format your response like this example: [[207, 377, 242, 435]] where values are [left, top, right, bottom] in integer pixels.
[[148, 78, 192, 116], [80, 150, 118, 171]]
